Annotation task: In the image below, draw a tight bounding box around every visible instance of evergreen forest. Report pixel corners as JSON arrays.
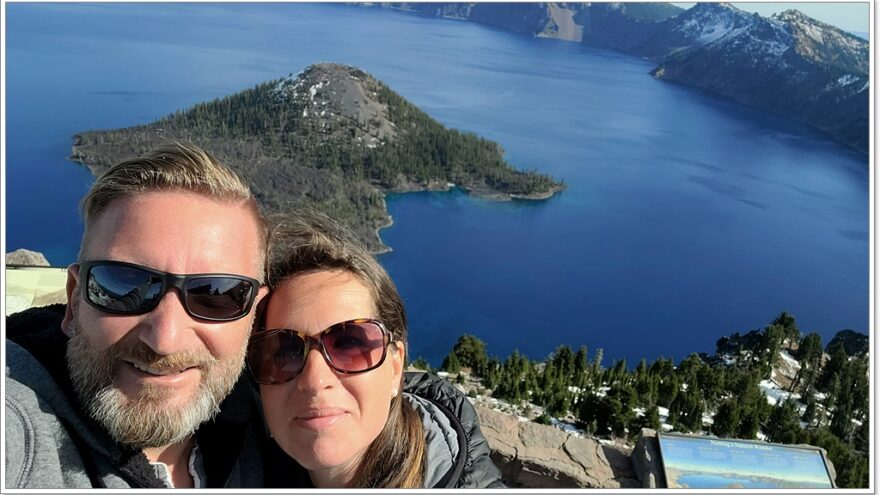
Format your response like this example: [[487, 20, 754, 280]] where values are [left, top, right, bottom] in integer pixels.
[[426, 313, 870, 488]]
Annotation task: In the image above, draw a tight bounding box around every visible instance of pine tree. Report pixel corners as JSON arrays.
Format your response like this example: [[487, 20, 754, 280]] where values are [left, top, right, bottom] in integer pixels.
[[630, 404, 661, 437], [766, 399, 800, 444], [771, 311, 799, 348], [791, 332, 822, 392], [817, 342, 848, 392], [592, 348, 604, 377], [441, 351, 461, 374], [801, 387, 818, 426], [411, 356, 432, 372], [573, 345, 589, 387], [711, 400, 740, 437], [452, 334, 489, 374]]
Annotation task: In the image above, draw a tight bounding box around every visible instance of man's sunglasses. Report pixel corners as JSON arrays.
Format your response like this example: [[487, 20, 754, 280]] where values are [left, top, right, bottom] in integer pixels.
[[79, 260, 260, 322], [246, 318, 394, 385]]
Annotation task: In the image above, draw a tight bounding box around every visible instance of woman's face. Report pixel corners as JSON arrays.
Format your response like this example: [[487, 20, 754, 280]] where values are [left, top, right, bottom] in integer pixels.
[[260, 270, 404, 482]]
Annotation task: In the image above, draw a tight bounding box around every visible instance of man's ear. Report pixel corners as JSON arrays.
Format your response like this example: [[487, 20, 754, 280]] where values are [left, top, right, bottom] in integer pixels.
[[255, 285, 270, 306], [251, 287, 271, 332], [60, 264, 80, 337]]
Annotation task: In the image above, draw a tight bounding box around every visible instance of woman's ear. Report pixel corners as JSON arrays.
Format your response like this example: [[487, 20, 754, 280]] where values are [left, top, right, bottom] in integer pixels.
[[389, 342, 405, 394]]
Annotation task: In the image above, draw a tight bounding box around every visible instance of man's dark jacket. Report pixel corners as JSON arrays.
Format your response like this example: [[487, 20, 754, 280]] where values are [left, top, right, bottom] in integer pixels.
[[5, 304, 264, 488]]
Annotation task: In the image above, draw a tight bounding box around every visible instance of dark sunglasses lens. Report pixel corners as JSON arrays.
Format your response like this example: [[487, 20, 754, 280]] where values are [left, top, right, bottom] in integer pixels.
[[185, 277, 254, 320], [87, 264, 163, 313], [323, 321, 387, 372], [248, 332, 306, 384]]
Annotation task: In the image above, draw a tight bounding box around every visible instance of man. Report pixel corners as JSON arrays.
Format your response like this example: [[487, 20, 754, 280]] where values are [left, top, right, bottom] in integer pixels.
[[5, 143, 269, 488]]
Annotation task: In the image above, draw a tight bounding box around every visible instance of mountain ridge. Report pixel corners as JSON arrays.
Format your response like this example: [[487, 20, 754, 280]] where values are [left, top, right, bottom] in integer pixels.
[[376, 2, 868, 154]]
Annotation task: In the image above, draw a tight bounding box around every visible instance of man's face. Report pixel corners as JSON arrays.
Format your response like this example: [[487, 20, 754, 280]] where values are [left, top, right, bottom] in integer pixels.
[[61, 191, 267, 448]]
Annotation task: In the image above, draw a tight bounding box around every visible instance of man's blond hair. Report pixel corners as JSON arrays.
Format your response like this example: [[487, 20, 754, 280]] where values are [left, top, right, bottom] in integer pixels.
[[79, 142, 268, 278]]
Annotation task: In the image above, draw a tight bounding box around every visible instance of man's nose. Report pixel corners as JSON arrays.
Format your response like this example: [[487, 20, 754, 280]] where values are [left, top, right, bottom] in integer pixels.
[[138, 289, 192, 355], [295, 345, 336, 393]]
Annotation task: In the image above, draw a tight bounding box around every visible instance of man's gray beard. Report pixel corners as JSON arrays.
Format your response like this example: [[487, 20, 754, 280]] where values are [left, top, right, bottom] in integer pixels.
[[65, 308, 247, 449]]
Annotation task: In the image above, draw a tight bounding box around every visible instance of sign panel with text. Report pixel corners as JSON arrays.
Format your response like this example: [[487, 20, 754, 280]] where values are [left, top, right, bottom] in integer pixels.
[[657, 433, 835, 489]]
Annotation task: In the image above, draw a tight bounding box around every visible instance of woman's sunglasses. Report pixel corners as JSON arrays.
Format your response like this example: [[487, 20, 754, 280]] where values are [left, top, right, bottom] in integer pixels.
[[246, 318, 394, 385], [79, 260, 260, 322]]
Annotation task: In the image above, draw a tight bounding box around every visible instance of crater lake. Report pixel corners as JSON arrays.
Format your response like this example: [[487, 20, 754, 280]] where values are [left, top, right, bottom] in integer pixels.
[[5, 3, 869, 366]]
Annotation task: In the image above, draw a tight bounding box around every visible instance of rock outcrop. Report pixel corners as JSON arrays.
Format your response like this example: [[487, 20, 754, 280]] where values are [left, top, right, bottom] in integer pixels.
[[631, 429, 665, 488], [476, 405, 641, 488], [5, 251, 67, 316], [6, 249, 50, 267]]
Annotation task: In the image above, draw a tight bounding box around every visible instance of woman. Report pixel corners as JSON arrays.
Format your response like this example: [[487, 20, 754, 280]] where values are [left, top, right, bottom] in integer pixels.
[[247, 213, 504, 488]]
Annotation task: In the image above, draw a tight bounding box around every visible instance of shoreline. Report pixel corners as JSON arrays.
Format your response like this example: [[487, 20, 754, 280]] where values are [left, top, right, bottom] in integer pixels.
[[70, 144, 564, 255], [368, 181, 563, 254]]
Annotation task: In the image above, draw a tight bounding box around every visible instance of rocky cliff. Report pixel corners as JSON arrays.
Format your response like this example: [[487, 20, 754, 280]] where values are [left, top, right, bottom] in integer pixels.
[[646, 4, 868, 153], [477, 405, 641, 487], [378, 2, 868, 154]]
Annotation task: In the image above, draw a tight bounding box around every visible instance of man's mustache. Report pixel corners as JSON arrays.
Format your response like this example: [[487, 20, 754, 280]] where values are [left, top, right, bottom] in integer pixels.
[[114, 341, 217, 372]]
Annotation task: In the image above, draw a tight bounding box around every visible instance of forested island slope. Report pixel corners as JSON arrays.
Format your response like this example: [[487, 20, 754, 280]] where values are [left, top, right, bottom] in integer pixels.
[[70, 63, 563, 251]]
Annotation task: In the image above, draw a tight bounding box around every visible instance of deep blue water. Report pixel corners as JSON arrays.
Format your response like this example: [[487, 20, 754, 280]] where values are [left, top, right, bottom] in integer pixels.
[[675, 473, 775, 489], [5, 3, 869, 366], [675, 473, 831, 489]]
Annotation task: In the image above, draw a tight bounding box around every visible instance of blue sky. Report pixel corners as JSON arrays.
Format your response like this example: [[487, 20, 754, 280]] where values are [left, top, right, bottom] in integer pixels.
[[674, 2, 870, 33]]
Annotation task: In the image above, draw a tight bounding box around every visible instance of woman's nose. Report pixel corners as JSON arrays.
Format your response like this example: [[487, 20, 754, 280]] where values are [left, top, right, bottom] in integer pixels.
[[295, 345, 336, 393]]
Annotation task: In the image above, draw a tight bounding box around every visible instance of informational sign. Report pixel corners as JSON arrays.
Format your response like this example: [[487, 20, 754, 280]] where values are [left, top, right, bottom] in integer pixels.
[[657, 433, 835, 489]]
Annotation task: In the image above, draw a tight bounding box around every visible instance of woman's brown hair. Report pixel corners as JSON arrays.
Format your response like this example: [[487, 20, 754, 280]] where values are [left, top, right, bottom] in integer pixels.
[[266, 210, 426, 488]]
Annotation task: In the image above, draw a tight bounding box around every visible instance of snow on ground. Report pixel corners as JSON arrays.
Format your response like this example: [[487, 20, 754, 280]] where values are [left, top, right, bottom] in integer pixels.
[[759, 378, 802, 406], [759, 379, 794, 405], [308, 81, 325, 100], [633, 407, 646, 418], [778, 350, 801, 369], [799, 21, 826, 44], [760, 39, 789, 57], [552, 418, 584, 437], [696, 22, 733, 44], [702, 413, 714, 426]]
